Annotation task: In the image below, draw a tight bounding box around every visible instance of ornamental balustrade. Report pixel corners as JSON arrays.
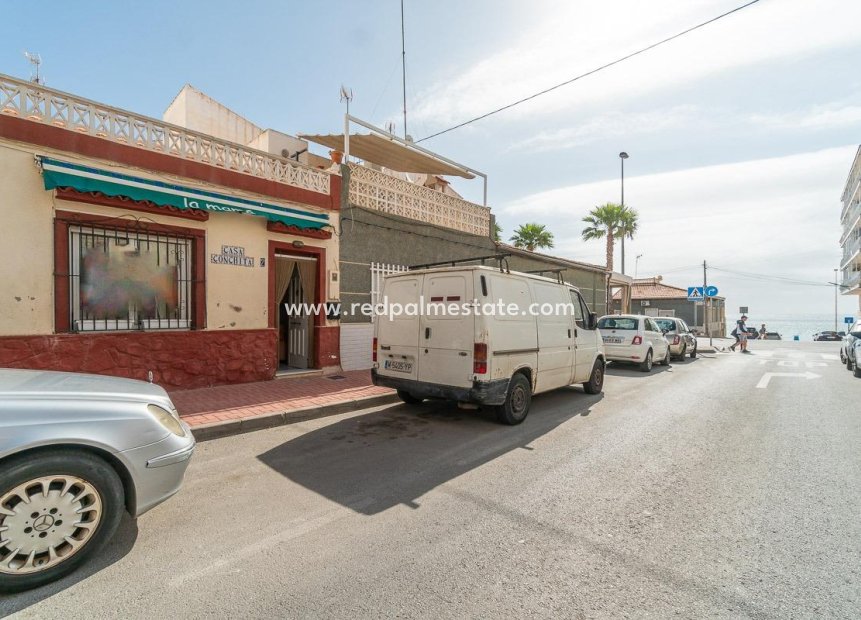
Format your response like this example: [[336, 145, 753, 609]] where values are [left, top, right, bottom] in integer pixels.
[[348, 163, 491, 237], [0, 73, 331, 196]]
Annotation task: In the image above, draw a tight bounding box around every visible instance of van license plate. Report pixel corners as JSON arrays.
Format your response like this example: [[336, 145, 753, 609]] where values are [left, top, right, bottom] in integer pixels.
[[384, 360, 413, 373], [603, 336, 623, 344]]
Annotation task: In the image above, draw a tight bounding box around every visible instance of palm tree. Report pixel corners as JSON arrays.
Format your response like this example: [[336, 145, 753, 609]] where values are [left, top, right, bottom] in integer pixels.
[[492, 221, 502, 242], [510, 223, 554, 251], [581, 203, 639, 272]]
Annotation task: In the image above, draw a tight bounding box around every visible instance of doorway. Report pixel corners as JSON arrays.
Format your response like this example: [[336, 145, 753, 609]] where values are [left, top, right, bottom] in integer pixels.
[[275, 254, 317, 371]]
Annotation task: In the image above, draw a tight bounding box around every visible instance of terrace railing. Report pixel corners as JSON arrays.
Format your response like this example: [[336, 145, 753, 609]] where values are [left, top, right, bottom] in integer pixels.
[[0, 73, 331, 196], [348, 163, 491, 237]]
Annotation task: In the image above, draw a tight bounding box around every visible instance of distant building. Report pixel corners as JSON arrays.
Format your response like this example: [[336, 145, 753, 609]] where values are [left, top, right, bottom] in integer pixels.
[[612, 276, 726, 336], [840, 146, 861, 311]]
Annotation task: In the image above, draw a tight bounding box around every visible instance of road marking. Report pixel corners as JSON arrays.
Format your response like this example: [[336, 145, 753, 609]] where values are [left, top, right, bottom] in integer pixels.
[[756, 371, 821, 389], [821, 354, 840, 361]]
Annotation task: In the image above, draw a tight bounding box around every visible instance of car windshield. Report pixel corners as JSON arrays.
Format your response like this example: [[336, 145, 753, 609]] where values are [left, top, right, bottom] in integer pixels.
[[598, 317, 638, 330], [654, 319, 676, 332]]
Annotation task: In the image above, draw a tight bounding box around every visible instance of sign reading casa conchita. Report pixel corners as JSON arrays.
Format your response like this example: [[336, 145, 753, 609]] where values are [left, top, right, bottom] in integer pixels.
[[211, 245, 255, 267]]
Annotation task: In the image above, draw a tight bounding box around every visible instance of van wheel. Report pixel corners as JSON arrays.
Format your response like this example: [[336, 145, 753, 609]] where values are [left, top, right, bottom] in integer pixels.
[[396, 390, 424, 405], [583, 360, 605, 394], [639, 350, 653, 372], [496, 374, 531, 425]]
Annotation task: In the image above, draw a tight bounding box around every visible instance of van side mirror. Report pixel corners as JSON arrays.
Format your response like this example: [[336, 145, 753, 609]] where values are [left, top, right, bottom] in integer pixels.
[[588, 312, 598, 330]]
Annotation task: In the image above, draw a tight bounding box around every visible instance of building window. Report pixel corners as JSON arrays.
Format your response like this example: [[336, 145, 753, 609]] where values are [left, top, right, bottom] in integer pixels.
[[69, 225, 192, 331]]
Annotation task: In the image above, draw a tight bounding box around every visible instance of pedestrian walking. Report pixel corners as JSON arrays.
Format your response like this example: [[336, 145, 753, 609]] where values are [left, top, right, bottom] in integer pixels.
[[759, 323, 767, 341], [735, 315, 751, 353]]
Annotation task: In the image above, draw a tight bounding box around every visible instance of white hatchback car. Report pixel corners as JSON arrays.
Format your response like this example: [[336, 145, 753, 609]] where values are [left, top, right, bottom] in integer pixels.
[[597, 314, 671, 372]]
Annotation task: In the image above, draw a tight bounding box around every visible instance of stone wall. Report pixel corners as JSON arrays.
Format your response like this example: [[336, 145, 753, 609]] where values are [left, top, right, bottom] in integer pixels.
[[0, 329, 277, 390]]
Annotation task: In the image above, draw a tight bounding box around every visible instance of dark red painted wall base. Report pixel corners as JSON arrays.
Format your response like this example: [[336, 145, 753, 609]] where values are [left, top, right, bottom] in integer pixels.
[[0, 329, 277, 391], [315, 325, 340, 368]]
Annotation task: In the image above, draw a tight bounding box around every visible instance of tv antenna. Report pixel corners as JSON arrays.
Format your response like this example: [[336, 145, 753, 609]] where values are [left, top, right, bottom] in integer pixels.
[[339, 85, 353, 116], [384, 121, 396, 136], [24, 51, 42, 84]]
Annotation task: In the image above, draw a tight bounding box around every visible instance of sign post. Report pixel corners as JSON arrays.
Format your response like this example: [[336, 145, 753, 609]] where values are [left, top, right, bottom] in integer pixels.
[[845, 316, 855, 326], [688, 287, 703, 334]]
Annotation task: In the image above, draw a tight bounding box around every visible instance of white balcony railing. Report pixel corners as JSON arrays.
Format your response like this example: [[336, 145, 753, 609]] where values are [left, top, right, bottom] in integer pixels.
[[0, 73, 331, 196], [348, 163, 491, 237]]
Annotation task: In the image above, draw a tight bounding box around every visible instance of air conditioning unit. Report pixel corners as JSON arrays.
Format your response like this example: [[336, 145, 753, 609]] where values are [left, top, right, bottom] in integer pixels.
[[640, 300, 651, 307]]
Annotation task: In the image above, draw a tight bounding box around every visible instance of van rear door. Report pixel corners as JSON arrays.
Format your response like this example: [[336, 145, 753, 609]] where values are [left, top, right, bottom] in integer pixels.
[[375, 274, 422, 381], [418, 272, 474, 388]]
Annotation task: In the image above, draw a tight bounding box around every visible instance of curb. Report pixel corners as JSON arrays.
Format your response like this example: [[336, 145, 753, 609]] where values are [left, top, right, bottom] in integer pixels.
[[187, 392, 400, 442]]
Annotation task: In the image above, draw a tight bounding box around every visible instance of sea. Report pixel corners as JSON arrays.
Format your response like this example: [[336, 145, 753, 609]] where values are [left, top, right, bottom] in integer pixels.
[[730, 313, 855, 341]]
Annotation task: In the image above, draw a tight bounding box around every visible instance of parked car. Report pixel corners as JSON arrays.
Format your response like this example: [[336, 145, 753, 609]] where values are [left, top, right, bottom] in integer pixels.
[[653, 317, 697, 360], [597, 314, 671, 372], [0, 369, 195, 593], [761, 332, 782, 340], [371, 266, 605, 425], [814, 331, 842, 341], [842, 321, 861, 378]]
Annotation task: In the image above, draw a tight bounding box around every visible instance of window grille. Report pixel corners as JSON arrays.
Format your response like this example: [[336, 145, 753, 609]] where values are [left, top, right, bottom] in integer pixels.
[[68, 224, 193, 331]]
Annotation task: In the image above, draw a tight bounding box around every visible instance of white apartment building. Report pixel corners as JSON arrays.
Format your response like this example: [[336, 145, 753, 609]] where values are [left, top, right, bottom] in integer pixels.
[[841, 146, 861, 311]]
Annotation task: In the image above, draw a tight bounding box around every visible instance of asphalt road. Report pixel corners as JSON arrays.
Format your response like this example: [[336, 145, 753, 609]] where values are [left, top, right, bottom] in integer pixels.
[[2, 341, 859, 619]]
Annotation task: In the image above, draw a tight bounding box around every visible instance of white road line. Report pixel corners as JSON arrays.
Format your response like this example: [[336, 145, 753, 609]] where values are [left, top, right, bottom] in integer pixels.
[[821, 354, 840, 361], [756, 371, 821, 389]]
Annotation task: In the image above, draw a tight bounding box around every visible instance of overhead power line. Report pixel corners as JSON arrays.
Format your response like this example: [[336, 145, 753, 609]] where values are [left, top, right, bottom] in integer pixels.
[[709, 266, 835, 288], [417, 0, 762, 143]]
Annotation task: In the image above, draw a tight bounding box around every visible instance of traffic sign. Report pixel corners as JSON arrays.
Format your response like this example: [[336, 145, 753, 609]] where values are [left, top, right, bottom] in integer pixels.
[[687, 286, 704, 301], [705, 285, 718, 297], [845, 316, 855, 325], [740, 306, 749, 314]]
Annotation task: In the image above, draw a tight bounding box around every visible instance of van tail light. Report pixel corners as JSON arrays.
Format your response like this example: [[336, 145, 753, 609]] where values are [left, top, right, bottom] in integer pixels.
[[672, 335, 680, 345], [372, 337, 378, 363], [473, 342, 488, 374], [631, 335, 643, 345]]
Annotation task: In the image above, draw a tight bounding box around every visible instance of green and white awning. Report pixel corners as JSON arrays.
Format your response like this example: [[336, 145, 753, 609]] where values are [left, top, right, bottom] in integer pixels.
[[39, 157, 330, 230]]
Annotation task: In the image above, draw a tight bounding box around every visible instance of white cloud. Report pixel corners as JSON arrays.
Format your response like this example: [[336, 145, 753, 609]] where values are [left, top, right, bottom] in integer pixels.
[[412, 0, 861, 132], [749, 103, 861, 130], [497, 146, 859, 314], [509, 105, 704, 151]]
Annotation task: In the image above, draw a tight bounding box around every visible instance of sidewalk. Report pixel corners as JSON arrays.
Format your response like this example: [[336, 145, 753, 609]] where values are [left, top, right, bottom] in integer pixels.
[[171, 370, 397, 441], [696, 336, 734, 353]]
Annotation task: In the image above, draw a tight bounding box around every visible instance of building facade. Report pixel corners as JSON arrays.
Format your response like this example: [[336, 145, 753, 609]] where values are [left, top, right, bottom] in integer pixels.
[[612, 277, 726, 336], [840, 146, 861, 310], [0, 74, 341, 389]]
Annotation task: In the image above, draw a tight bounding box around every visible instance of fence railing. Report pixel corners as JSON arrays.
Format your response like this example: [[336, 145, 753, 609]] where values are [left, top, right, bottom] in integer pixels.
[[349, 164, 491, 237], [370, 262, 410, 307], [0, 73, 331, 195]]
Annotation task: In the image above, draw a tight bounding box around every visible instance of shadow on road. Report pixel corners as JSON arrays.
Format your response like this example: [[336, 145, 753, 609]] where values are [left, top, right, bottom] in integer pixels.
[[258, 388, 601, 515], [0, 514, 138, 615]]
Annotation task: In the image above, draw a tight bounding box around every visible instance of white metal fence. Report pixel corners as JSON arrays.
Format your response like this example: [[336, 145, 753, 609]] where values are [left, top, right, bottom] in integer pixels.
[[370, 262, 409, 307]]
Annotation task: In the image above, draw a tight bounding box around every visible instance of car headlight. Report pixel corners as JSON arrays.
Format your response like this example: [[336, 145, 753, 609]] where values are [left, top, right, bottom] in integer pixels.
[[147, 404, 186, 437]]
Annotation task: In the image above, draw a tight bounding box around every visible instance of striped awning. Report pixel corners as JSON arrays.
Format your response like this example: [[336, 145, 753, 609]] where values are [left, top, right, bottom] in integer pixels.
[[39, 157, 330, 230]]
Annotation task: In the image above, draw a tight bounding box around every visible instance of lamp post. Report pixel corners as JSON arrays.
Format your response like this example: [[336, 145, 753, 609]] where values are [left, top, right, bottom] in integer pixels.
[[619, 152, 629, 275], [635, 254, 643, 279], [834, 268, 839, 331]]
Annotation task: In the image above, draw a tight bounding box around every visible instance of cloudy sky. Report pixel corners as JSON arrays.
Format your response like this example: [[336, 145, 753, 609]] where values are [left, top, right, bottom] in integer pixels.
[[4, 0, 860, 318]]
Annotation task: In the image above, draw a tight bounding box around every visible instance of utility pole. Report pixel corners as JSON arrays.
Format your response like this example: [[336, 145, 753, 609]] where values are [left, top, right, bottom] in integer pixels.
[[400, 0, 408, 140], [834, 268, 839, 331], [703, 260, 711, 346], [619, 152, 629, 274]]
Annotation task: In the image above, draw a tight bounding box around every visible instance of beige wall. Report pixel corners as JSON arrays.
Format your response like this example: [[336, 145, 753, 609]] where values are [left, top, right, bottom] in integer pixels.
[[0, 138, 339, 337], [163, 85, 262, 146]]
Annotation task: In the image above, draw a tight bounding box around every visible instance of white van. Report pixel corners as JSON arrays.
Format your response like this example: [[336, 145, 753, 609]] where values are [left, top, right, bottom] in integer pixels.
[[371, 266, 605, 424]]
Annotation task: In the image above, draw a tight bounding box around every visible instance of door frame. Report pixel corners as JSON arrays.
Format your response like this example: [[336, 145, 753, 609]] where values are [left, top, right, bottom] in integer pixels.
[[268, 241, 327, 368]]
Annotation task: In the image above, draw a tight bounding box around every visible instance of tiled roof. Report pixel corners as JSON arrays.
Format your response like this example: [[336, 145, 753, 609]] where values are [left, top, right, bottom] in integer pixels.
[[612, 278, 725, 301]]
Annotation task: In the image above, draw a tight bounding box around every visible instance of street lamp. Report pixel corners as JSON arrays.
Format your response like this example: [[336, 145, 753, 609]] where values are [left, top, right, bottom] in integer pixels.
[[619, 152, 629, 275], [635, 253, 643, 279]]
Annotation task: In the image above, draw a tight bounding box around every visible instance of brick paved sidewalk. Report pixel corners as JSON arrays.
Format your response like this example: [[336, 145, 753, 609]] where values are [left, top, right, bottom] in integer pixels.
[[171, 370, 393, 428]]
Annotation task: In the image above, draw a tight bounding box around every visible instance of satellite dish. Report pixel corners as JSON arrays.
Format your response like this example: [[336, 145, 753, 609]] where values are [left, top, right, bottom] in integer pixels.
[[281, 149, 290, 158]]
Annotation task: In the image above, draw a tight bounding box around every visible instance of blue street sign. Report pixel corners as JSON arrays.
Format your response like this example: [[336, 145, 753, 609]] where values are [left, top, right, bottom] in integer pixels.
[[705, 285, 718, 297], [687, 286, 704, 301], [845, 316, 854, 325]]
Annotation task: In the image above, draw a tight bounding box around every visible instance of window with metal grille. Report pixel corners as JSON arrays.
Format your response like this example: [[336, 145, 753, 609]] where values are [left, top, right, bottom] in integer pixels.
[[69, 224, 193, 331]]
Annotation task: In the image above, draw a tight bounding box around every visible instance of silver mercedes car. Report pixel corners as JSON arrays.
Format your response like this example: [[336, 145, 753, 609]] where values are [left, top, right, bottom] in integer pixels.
[[0, 369, 195, 593]]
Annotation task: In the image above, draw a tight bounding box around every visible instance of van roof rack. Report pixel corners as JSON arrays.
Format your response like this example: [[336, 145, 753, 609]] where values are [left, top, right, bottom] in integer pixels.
[[525, 268, 566, 284], [410, 253, 511, 273]]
